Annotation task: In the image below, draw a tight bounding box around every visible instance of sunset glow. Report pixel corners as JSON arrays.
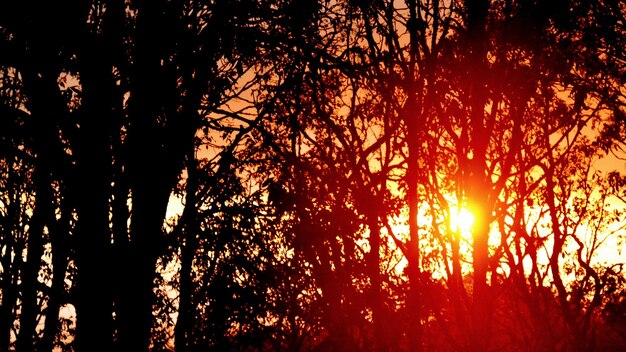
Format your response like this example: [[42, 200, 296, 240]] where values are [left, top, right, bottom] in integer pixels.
[[450, 206, 475, 237], [2, 1, 626, 351]]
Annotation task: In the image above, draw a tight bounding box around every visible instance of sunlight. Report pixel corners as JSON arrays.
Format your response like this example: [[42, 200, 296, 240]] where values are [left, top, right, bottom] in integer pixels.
[[450, 206, 475, 237]]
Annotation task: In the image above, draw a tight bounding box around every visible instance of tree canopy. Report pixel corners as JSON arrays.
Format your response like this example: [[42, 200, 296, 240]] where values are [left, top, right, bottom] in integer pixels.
[[1, 0, 626, 351]]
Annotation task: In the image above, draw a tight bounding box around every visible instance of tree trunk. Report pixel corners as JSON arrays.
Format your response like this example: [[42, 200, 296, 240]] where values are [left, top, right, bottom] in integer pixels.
[[74, 33, 116, 351], [0, 158, 23, 352], [16, 69, 63, 352], [464, 0, 491, 349], [117, 99, 174, 351], [367, 206, 386, 351], [117, 2, 205, 348], [405, 125, 423, 351], [39, 199, 71, 352], [0, 243, 18, 352], [175, 147, 199, 352], [117, 182, 171, 351], [404, 1, 426, 348], [16, 143, 52, 352], [116, 0, 169, 349]]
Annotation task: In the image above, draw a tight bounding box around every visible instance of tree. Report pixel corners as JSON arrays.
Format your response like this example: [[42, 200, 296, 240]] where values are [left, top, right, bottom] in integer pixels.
[[1, 0, 626, 351], [0, 0, 266, 350]]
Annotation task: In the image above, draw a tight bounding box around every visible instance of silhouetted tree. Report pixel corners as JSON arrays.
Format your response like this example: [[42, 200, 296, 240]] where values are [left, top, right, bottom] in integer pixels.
[[1, 0, 626, 351]]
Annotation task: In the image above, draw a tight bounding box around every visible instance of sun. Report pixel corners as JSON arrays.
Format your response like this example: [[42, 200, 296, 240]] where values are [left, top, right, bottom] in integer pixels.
[[450, 206, 475, 236]]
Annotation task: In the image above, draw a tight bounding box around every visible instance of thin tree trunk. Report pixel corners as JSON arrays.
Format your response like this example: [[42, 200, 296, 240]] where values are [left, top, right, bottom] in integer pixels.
[[464, 0, 491, 349], [544, 161, 582, 351], [16, 153, 51, 352], [404, 1, 426, 348], [0, 243, 18, 352], [111, 127, 130, 348], [175, 147, 199, 352], [0, 158, 22, 352], [172, 16, 209, 350], [405, 119, 423, 351], [39, 197, 71, 352], [16, 69, 62, 352], [367, 207, 386, 351]]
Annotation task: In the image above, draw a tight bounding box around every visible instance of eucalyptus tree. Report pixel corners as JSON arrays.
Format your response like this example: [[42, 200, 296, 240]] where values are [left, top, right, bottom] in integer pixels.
[[425, 0, 626, 350], [245, 1, 415, 349], [0, 0, 265, 351], [1, 0, 626, 351], [326, 0, 626, 350]]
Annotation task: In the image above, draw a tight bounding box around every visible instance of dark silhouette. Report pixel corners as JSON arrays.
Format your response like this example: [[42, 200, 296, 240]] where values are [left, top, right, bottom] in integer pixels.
[[1, 0, 626, 351]]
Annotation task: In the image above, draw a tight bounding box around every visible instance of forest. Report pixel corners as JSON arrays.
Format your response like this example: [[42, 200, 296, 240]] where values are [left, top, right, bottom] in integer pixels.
[[1, 0, 626, 351]]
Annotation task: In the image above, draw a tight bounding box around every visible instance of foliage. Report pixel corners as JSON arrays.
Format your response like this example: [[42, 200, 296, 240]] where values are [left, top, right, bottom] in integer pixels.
[[0, 0, 626, 351]]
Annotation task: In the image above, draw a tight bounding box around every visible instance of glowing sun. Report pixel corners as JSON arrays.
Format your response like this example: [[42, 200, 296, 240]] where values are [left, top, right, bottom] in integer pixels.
[[450, 207, 475, 235]]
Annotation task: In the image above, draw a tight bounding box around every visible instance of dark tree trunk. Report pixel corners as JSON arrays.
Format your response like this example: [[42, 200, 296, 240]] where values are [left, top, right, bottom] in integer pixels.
[[367, 207, 386, 351], [0, 158, 23, 352], [464, 0, 491, 349], [16, 69, 65, 352], [74, 33, 116, 351], [0, 244, 18, 352], [404, 1, 426, 349], [15, 165, 50, 352], [175, 147, 199, 352], [117, 180, 171, 351], [39, 199, 71, 352], [405, 121, 423, 352], [117, 2, 206, 348], [404, 90, 424, 351], [117, 2, 178, 348]]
